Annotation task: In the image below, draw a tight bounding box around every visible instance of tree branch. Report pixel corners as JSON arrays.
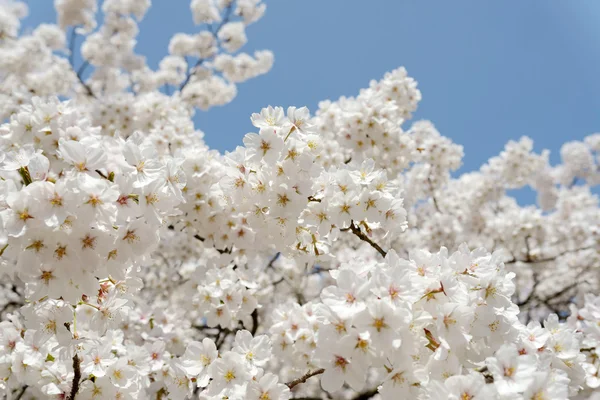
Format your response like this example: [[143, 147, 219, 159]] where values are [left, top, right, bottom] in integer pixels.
[[345, 221, 387, 257], [67, 353, 81, 400], [352, 388, 379, 400], [428, 176, 440, 213], [67, 27, 96, 99], [180, 2, 234, 92], [250, 309, 259, 336], [179, 58, 205, 91], [267, 252, 281, 269], [286, 368, 325, 389], [14, 386, 28, 400], [505, 245, 595, 265], [68, 27, 77, 66]]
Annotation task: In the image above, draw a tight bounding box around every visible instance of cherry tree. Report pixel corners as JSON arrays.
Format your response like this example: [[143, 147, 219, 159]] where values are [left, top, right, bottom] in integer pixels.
[[0, 1, 599, 399]]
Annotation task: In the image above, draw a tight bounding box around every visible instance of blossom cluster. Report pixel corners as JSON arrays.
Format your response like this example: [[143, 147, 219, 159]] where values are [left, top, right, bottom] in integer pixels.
[[268, 245, 589, 399]]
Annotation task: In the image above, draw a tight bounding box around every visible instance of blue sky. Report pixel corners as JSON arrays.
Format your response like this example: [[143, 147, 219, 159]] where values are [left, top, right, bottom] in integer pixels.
[[23, 1, 600, 192]]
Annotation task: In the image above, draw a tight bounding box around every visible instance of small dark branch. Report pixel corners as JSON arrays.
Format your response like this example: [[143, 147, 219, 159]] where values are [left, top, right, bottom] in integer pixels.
[[286, 368, 325, 389], [290, 398, 322, 400], [192, 324, 217, 333], [267, 252, 281, 269], [505, 245, 595, 265], [215, 330, 228, 350], [428, 176, 440, 213], [67, 353, 81, 400], [344, 157, 352, 164], [580, 347, 596, 353], [347, 221, 387, 258], [568, 177, 580, 188], [14, 386, 28, 400], [180, 58, 205, 91], [168, 227, 231, 255], [517, 271, 538, 307], [77, 74, 96, 98], [95, 169, 108, 180], [524, 235, 533, 262], [190, 233, 230, 254], [217, 246, 232, 255], [1, 301, 22, 315], [542, 272, 589, 307], [272, 277, 285, 286], [213, 2, 234, 34], [181, 2, 234, 92], [68, 27, 96, 99], [76, 60, 89, 78], [352, 388, 379, 400], [68, 27, 77, 66], [296, 291, 306, 305], [307, 196, 321, 203], [544, 284, 578, 304], [250, 309, 259, 335]]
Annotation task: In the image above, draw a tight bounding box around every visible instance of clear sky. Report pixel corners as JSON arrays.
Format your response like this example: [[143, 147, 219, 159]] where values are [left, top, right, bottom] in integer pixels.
[[22, 1, 600, 197]]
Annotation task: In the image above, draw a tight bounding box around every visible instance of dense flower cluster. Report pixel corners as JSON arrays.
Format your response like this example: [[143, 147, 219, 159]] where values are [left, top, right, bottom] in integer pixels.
[[0, 1, 599, 400], [268, 246, 589, 399]]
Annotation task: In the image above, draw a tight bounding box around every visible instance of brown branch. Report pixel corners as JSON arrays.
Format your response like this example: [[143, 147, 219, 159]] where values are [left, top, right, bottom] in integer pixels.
[[1, 301, 22, 315], [522, 235, 533, 262], [517, 271, 538, 307], [191, 233, 230, 254], [351, 388, 379, 400], [267, 252, 280, 269], [67, 354, 81, 400], [290, 398, 322, 400], [346, 221, 387, 258], [179, 58, 205, 91], [427, 176, 441, 213], [505, 245, 595, 265], [180, 3, 234, 92], [250, 309, 259, 336], [166, 225, 232, 254], [14, 386, 28, 400], [286, 368, 325, 389]]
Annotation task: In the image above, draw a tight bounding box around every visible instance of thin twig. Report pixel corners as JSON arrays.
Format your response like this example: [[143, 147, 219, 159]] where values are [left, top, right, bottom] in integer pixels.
[[180, 3, 234, 91], [76, 60, 89, 78], [250, 309, 259, 336], [267, 252, 281, 269], [505, 245, 595, 265], [179, 58, 205, 91], [68, 27, 77, 66], [428, 176, 440, 212], [517, 271, 538, 307], [352, 388, 379, 400], [286, 368, 325, 389], [14, 386, 28, 400], [67, 27, 96, 98], [346, 221, 387, 257]]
